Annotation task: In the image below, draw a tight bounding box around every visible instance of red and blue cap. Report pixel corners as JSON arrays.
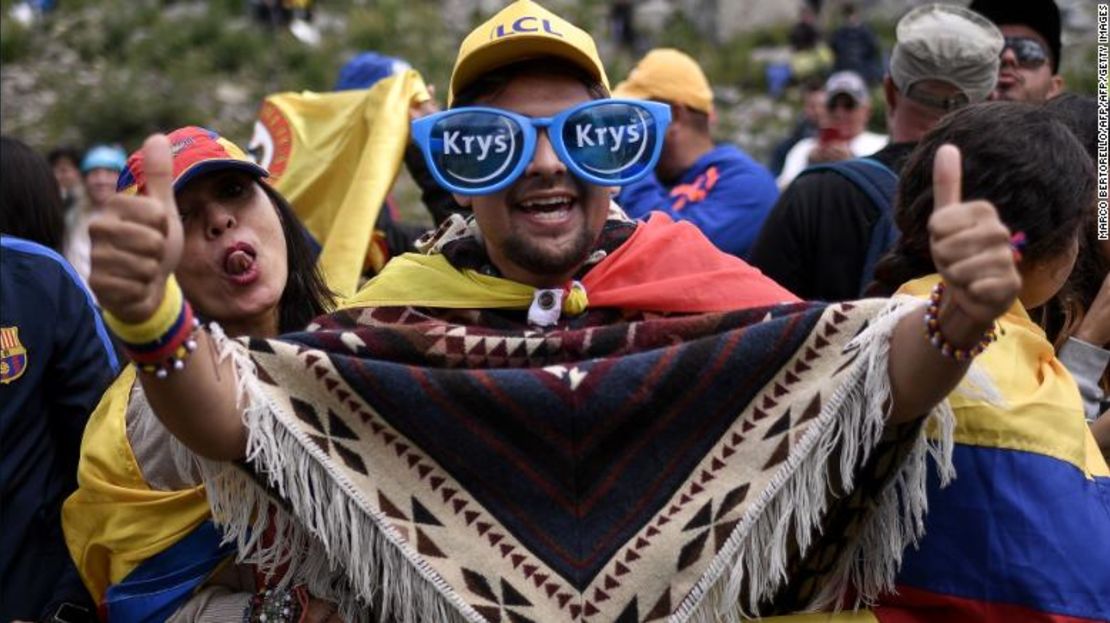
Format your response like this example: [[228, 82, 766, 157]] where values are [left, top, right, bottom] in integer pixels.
[[116, 126, 268, 195]]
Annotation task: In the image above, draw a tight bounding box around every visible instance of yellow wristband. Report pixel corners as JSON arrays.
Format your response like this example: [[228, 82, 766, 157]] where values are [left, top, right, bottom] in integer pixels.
[[104, 276, 185, 344]]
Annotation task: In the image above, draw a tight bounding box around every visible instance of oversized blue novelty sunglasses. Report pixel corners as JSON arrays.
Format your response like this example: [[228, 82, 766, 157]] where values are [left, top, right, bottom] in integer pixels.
[[411, 99, 671, 195]]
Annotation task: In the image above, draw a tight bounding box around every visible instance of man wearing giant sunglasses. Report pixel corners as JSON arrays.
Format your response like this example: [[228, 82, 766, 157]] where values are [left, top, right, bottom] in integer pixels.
[[412, 90, 672, 289], [401, 3, 1020, 618], [407, 0, 1017, 373], [969, 0, 1064, 102]]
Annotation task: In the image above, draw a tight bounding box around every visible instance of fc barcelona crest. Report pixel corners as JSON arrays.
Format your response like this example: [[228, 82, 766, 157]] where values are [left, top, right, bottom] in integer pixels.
[[0, 326, 28, 384]]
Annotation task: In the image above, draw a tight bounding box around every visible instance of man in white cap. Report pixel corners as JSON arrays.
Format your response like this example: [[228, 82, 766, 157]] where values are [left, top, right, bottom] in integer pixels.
[[776, 69, 888, 188], [751, 4, 1003, 302]]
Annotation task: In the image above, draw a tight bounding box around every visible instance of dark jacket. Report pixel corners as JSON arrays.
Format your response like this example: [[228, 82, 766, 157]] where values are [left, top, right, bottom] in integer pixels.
[[0, 236, 118, 621], [748, 142, 916, 301]]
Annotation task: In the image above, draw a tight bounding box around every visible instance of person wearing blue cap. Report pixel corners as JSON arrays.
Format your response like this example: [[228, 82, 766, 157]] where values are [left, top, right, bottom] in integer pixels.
[[334, 51, 410, 92], [64, 144, 127, 291], [79, 145, 127, 209], [334, 51, 469, 256]]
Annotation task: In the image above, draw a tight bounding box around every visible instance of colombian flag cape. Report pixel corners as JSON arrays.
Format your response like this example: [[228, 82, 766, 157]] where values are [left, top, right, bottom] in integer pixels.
[[342, 213, 799, 313], [250, 70, 430, 298], [871, 275, 1110, 623], [762, 275, 1110, 623], [720, 274, 1110, 623], [62, 368, 233, 620]]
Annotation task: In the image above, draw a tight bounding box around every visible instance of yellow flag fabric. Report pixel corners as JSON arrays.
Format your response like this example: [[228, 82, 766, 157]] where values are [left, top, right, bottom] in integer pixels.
[[341, 252, 540, 310], [252, 70, 429, 298], [897, 274, 1107, 477], [62, 367, 211, 602], [763, 613, 879, 623]]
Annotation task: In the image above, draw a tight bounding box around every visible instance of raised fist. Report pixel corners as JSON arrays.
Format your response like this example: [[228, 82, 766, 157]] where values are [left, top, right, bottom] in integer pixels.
[[88, 135, 183, 323], [928, 144, 1022, 333]]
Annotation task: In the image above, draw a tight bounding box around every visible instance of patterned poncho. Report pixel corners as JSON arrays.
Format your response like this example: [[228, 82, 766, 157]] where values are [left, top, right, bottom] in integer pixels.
[[194, 214, 957, 622]]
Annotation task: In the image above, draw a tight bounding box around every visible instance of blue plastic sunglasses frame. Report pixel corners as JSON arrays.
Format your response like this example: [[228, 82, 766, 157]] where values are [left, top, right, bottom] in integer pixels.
[[411, 99, 671, 195]]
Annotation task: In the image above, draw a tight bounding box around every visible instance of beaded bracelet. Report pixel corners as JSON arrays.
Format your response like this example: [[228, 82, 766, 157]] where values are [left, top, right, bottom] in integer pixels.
[[923, 281, 997, 361], [129, 311, 199, 379], [103, 277, 200, 378]]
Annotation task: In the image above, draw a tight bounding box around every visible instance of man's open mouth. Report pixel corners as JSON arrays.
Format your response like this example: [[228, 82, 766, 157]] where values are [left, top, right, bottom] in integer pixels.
[[517, 195, 576, 222]]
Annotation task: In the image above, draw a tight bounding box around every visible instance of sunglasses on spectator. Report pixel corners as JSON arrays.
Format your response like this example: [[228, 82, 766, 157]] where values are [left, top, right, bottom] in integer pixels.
[[826, 96, 859, 112], [1003, 36, 1049, 69], [412, 99, 671, 195]]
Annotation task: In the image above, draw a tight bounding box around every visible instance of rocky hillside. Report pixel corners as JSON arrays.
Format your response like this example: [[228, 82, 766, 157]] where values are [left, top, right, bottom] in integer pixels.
[[1, 0, 1098, 221]]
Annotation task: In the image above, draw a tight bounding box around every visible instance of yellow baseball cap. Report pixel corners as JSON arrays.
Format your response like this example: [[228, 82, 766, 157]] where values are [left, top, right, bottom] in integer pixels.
[[613, 48, 714, 115], [448, 0, 610, 106]]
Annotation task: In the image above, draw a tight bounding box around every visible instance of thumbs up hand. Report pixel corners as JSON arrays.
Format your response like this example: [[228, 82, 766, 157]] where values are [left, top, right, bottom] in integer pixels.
[[89, 134, 184, 324], [927, 144, 1021, 338]]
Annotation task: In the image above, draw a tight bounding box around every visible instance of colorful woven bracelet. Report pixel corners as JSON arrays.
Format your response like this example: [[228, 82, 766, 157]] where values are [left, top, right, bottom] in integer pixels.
[[104, 277, 200, 378], [923, 281, 997, 361], [103, 276, 184, 344]]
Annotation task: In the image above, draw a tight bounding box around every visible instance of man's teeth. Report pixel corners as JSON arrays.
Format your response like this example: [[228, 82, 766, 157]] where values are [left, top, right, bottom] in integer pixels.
[[520, 197, 572, 209], [531, 207, 569, 221]]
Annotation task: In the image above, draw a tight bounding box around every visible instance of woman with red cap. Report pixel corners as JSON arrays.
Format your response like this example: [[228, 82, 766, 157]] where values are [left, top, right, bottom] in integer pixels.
[[62, 127, 340, 622]]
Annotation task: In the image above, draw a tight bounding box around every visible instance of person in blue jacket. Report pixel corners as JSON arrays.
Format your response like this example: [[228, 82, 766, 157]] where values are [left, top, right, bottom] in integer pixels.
[[612, 48, 779, 258], [0, 135, 119, 623]]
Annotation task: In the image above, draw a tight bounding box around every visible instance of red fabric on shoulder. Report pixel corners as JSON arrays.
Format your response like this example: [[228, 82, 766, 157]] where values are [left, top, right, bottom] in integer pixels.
[[875, 585, 1104, 623], [584, 213, 800, 312]]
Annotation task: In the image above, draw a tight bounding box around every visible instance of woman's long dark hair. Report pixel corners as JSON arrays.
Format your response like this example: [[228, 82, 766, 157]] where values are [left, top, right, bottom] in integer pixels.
[[870, 102, 1094, 296], [1046, 232, 1110, 395], [260, 183, 336, 332], [1041, 94, 1110, 393], [0, 136, 66, 251]]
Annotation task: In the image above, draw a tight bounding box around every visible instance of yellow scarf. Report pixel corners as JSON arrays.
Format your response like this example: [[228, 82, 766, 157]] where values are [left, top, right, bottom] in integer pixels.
[[341, 253, 588, 314]]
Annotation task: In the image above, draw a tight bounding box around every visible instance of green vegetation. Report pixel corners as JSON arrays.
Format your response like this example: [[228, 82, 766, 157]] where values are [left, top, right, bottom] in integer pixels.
[[2, 0, 353, 147], [1, 0, 815, 151], [0, 1, 1097, 174], [0, 16, 32, 63]]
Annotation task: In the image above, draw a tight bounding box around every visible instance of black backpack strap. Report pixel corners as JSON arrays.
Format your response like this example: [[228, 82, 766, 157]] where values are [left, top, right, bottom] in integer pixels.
[[798, 158, 898, 296]]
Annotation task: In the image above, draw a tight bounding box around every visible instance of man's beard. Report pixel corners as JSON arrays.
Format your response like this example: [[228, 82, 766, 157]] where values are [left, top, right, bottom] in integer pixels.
[[501, 223, 596, 278]]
